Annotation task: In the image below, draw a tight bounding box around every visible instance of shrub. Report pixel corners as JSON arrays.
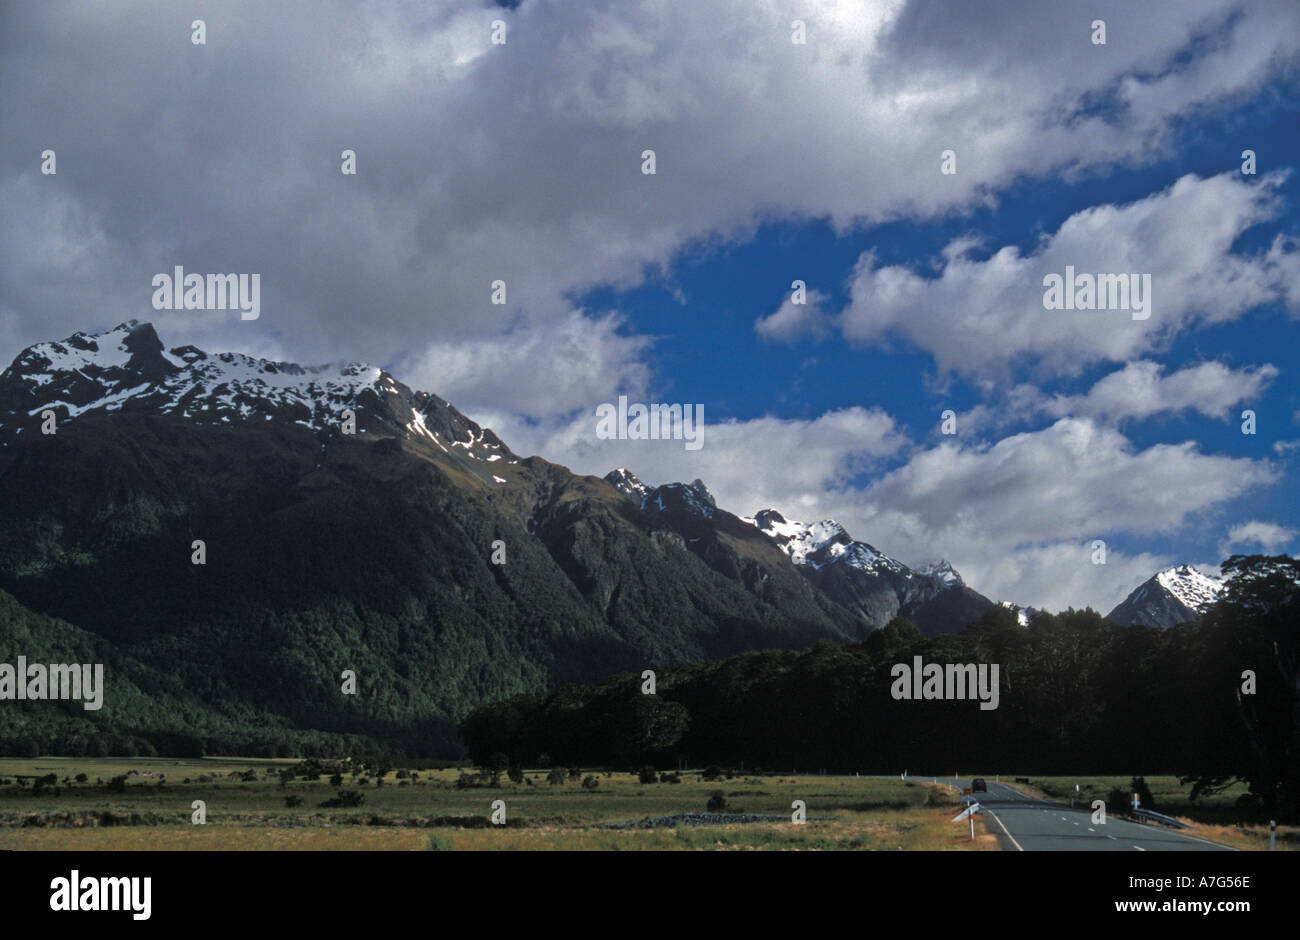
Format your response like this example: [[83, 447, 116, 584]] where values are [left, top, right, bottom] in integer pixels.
[[660, 772, 681, 784], [1130, 776, 1155, 810], [547, 768, 566, 786], [319, 790, 366, 808], [507, 764, 524, 784], [330, 773, 344, 787], [707, 790, 729, 812], [581, 775, 600, 790], [638, 765, 658, 785], [702, 766, 722, 781], [107, 775, 128, 794], [284, 795, 304, 808], [1106, 787, 1130, 815]]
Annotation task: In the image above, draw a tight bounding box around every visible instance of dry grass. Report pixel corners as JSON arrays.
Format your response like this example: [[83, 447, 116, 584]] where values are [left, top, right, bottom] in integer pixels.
[[0, 759, 996, 851]]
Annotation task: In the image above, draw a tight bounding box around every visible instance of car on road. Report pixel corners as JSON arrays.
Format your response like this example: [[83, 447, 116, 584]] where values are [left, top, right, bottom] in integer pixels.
[[972, 778, 987, 792]]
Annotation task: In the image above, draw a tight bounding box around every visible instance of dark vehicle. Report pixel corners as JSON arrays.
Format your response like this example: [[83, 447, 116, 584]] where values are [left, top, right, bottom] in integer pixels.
[[972, 778, 987, 792]]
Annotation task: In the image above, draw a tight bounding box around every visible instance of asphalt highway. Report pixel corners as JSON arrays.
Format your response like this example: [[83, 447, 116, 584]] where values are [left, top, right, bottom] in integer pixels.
[[924, 777, 1235, 851]]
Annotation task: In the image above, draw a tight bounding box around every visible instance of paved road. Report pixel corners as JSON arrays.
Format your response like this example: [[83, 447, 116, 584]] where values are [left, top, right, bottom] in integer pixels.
[[921, 777, 1235, 851]]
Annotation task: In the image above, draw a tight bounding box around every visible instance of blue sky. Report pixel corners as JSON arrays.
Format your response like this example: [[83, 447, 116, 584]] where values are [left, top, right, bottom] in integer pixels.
[[2, 0, 1297, 610], [569, 74, 1299, 592]]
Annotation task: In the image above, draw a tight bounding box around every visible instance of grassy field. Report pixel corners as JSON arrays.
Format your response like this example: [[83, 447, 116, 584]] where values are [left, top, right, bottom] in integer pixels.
[[0, 758, 997, 851], [985, 773, 1294, 851]]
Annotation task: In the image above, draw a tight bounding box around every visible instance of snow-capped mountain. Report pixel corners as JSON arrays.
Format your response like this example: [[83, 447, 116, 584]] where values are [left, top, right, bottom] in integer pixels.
[[749, 509, 907, 575], [1106, 564, 1226, 627], [919, 560, 964, 588], [644, 479, 716, 519], [604, 468, 651, 503], [724, 508, 988, 635], [1, 321, 896, 756], [602, 470, 719, 520], [611, 486, 982, 636], [0, 321, 513, 476]]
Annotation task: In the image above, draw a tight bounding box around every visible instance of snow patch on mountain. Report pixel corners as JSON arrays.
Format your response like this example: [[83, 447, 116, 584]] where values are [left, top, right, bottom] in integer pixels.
[[0, 322, 511, 479], [604, 468, 651, 502], [1154, 565, 1225, 612], [919, 560, 964, 587], [750, 509, 905, 574]]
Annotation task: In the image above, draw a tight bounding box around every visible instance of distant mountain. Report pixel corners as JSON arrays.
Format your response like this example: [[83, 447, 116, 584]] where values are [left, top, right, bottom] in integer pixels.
[[596, 481, 994, 638], [604, 467, 651, 503], [0, 322, 868, 757], [1106, 565, 1226, 627], [744, 509, 995, 637], [919, 559, 964, 587]]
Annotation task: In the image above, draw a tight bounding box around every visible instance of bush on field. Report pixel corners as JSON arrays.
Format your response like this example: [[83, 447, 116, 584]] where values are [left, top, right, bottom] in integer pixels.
[[319, 790, 366, 808]]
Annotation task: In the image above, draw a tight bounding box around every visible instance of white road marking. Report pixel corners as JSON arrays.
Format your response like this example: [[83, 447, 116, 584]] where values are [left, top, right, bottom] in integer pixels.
[[985, 808, 1023, 852], [1134, 845, 1145, 851]]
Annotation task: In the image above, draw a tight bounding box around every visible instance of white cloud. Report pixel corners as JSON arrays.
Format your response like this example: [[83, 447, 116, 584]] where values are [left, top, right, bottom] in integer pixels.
[[844, 418, 1277, 609], [475, 404, 1278, 612], [755, 289, 831, 344], [4, 1, 1298, 373], [839, 172, 1300, 380], [396, 310, 654, 420], [477, 405, 906, 516], [1220, 520, 1297, 555], [958, 359, 1279, 434]]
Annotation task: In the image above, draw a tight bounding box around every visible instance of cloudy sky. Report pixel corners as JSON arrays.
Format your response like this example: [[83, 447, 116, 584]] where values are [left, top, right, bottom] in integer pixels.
[[2, 0, 1298, 611]]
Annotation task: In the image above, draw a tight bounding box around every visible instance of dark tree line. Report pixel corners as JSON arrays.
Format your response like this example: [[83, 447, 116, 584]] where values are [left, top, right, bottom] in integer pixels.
[[462, 555, 1300, 820]]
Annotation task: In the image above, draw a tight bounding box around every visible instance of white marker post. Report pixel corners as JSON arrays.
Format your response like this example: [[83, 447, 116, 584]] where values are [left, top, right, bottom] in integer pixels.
[[953, 802, 980, 841], [1270, 819, 1276, 851]]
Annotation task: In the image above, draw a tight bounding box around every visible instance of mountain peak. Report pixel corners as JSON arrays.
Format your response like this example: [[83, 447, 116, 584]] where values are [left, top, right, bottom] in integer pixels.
[[641, 479, 717, 520], [1107, 563, 1225, 627], [1153, 564, 1225, 611], [919, 559, 964, 587], [0, 322, 514, 478], [604, 467, 650, 501]]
